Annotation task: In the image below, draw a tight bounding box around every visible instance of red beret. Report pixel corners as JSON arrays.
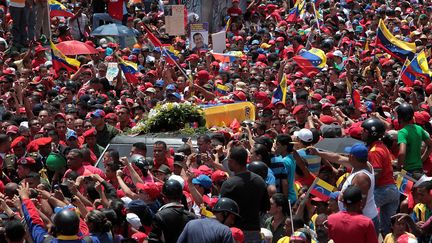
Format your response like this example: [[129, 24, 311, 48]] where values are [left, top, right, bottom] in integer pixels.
[[426, 83, 432, 95], [34, 137, 52, 146], [347, 126, 363, 139], [415, 112, 427, 125], [320, 115, 336, 124], [104, 113, 118, 120], [11, 136, 26, 149], [83, 128, 97, 138]]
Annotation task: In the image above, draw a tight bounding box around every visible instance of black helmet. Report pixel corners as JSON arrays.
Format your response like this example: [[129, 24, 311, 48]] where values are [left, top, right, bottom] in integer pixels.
[[212, 197, 240, 217], [130, 154, 149, 171], [321, 38, 334, 50], [361, 118, 385, 139], [162, 179, 183, 200], [53, 209, 80, 236], [396, 103, 414, 122], [247, 161, 268, 180]]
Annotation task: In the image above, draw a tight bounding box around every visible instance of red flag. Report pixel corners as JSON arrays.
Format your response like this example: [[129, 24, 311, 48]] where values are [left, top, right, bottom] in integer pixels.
[[143, 25, 163, 47], [352, 89, 361, 109]]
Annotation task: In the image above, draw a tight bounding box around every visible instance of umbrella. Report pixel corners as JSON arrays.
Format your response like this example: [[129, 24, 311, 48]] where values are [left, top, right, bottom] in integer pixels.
[[314, 137, 364, 154], [91, 23, 135, 37], [56, 40, 98, 55]]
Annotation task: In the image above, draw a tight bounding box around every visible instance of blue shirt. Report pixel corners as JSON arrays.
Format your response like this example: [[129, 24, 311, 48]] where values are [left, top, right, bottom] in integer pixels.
[[271, 154, 297, 203], [270, 155, 289, 193], [266, 169, 276, 186], [286, 154, 297, 203], [177, 218, 234, 243]]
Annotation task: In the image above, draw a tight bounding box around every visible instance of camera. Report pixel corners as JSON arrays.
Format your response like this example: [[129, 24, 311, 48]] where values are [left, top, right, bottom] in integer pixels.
[[174, 153, 185, 162]]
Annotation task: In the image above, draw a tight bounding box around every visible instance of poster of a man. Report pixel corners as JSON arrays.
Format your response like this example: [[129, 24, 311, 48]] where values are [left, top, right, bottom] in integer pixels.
[[190, 23, 209, 52]]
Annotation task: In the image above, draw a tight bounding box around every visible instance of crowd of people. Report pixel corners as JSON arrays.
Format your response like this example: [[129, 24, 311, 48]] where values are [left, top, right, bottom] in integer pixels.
[[1, 0, 432, 242]]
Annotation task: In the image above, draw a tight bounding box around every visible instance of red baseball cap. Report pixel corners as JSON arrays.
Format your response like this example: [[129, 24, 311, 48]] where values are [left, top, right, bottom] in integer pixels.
[[292, 105, 305, 115], [6, 125, 18, 135]]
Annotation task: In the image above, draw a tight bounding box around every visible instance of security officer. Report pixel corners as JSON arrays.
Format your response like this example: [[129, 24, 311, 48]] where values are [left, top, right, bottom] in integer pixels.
[[148, 180, 196, 243]]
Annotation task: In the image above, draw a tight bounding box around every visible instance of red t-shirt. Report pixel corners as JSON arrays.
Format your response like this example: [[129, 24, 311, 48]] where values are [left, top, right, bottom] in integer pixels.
[[227, 7, 242, 17], [108, 0, 124, 21], [368, 141, 394, 186], [32, 57, 47, 68], [328, 211, 378, 243], [154, 157, 174, 171]]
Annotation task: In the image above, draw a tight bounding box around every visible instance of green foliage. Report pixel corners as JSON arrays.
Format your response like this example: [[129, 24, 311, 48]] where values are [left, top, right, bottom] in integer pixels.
[[129, 102, 207, 134]]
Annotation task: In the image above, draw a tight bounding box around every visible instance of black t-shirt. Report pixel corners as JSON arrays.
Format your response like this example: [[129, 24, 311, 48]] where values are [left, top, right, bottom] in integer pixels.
[[220, 171, 270, 231]]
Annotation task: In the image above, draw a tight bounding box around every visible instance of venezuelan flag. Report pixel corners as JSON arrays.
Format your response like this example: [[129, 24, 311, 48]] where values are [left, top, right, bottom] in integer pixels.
[[376, 19, 416, 61], [401, 61, 416, 86], [287, 0, 306, 22], [271, 74, 287, 104], [226, 17, 232, 32], [161, 46, 179, 65], [396, 173, 414, 196], [212, 52, 238, 63], [404, 51, 431, 84], [119, 58, 139, 85], [310, 178, 335, 201], [49, 0, 74, 18], [50, 41, 80, 73], [293, 48, 327, 72], [215, 84, 230, 96]]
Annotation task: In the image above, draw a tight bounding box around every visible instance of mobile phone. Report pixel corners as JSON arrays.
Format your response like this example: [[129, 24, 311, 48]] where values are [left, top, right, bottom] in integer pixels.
[[60, 183, 73, 198], [182, 137, 189, 143]]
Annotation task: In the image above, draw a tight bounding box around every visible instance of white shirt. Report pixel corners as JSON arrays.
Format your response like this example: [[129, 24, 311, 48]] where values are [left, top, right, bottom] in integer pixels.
[[339, 163, 378, 219]]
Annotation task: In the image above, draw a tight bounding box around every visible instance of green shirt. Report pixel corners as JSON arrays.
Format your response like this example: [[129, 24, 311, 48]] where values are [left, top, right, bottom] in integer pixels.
[[96, 124, 120, 147], [398, 124, 430, 171]]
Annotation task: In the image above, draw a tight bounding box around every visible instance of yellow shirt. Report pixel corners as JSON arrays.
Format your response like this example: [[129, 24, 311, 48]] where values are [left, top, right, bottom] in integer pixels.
[[383, 232, 416, 243]]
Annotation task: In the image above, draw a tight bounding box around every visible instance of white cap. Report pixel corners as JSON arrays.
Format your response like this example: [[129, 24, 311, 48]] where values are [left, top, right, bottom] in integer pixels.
[[294, 128, 313, 143], [395, 7, 402, 12], [121, 196, 133, 205], [99, 38, 108, 48], [333, 50, 343, 58], [126, 213, 142, 229]]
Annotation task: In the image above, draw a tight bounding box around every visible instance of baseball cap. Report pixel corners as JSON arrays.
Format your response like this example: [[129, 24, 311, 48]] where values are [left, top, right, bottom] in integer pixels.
[[167, 92, 181, 100], [342, 185, 362, 204], [66, 130, 78, 140], [333, 50, 343, 58], [126, 213, 142, 230], [91, 109, 106, 118], [211, 170, 228, 182], [344, 143, 368, 160], [290, 231, 307, 242], [293, 128, 313, 143], [192, 175, 212, 189], [6, 125, 18, 135], [320, 124, 342, 138], [166, 84, 176, 91]]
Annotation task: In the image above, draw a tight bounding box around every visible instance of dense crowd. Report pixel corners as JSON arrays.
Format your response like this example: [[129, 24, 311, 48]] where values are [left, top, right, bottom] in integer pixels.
[[1, 0, 432, 242]]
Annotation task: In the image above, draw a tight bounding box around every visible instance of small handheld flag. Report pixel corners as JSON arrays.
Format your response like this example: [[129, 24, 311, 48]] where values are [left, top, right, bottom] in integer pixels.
[[50, 41, 80, 73], [293, 48, 327, 72], [118, 58, 139, 85], [310, 178, 336, 201]]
